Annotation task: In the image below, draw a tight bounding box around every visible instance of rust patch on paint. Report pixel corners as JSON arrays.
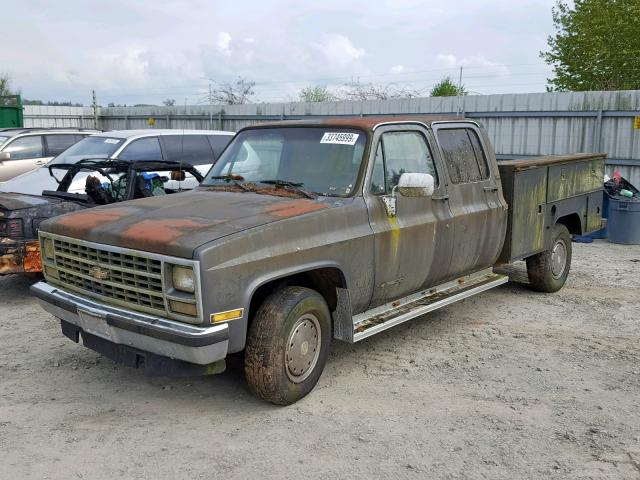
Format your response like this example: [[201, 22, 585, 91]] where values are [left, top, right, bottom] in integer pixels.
[[0, 239, 42, 274], [23, 241, 43, 273], [265, 200, 329, 218], [55, 207, 138, 236], [0, 251, 21, 274], [119, 218, 218, 249]]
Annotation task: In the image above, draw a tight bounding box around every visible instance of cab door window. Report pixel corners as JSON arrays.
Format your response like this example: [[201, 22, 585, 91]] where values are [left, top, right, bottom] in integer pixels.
[[4, 136, 43, 160], [437, 128, 490, 183], [370, 131, 437, 194], [119, 137, 163, 161], [44, 134, 80, 157]]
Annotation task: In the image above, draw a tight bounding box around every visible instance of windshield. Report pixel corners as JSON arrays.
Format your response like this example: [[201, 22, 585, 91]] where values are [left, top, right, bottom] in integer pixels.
[[50, 136, 124, 165], [203, 127, 366, 197], [0, 135, 9, 146]]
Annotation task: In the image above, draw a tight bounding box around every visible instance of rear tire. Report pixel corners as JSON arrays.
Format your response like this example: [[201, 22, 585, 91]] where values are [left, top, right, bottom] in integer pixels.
[[526, 223, 572, 293], [244, 286, 331, 405]]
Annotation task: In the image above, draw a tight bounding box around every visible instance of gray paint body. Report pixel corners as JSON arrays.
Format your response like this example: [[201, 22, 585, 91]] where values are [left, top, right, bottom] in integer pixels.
[[36, 116, 604, 359]]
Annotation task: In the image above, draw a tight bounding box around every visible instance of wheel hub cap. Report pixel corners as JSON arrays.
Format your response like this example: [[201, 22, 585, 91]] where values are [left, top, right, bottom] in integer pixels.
[[285, 313, 321, 383], [551, 240, 567, 278]]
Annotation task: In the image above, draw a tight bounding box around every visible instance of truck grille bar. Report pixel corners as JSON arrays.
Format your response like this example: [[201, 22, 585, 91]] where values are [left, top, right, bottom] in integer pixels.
[[51, 237, 166, 314]]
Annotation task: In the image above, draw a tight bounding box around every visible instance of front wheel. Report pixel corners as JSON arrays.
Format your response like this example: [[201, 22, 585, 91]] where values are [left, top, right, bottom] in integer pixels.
[[244, 286, 331, 405], [526, 223, 572, 293]]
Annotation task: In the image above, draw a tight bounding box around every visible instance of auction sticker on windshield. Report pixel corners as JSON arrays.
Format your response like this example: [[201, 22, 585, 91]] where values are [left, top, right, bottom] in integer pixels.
[[104, 138, 120, 144], [320, 132, 359, 145]]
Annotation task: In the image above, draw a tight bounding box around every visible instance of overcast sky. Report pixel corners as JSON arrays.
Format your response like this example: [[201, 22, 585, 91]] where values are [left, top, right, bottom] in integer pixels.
[[2, 0, 558, 105]]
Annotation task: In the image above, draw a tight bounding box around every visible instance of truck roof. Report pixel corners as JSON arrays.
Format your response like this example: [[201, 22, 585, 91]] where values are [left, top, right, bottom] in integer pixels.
[[243, 115, 467, 133]]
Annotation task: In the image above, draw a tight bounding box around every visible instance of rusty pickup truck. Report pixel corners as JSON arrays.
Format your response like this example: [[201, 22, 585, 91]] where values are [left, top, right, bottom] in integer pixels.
[[31, 116, 605, 404]]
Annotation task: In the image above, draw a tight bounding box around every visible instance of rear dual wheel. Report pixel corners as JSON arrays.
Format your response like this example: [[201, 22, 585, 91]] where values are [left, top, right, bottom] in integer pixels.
[[244, 286, 331, 405]]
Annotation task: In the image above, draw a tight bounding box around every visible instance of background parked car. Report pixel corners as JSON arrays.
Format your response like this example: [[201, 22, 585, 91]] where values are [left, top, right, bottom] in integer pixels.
[[0, 128, 100, 181], [0, 129, 234, 195], [0, 158, 204, 275]]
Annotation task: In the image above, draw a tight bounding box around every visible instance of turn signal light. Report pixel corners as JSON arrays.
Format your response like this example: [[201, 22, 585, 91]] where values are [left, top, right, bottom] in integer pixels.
[[211, 309, 243, 323]]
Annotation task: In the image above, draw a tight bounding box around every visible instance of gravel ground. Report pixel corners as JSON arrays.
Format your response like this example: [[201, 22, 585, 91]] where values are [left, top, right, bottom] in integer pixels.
[[1, 240, 639, 479]]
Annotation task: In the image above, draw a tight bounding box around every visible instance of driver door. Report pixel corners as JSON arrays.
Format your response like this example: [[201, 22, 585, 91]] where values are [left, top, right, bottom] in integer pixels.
[[364, 125, 454, 309]]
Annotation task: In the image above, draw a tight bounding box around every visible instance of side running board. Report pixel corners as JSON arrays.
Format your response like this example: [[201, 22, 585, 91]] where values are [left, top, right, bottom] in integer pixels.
[[350, 269, 508, 343]]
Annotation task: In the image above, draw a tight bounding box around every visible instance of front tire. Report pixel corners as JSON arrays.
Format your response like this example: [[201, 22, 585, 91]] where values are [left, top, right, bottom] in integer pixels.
[[526, 223, 572, 293], [244, 286, 331, 405]]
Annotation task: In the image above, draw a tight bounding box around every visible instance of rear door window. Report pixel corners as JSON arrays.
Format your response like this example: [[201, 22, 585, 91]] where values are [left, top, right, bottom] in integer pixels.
[[4, 135, 44, 160], [118, 137, 163, 161], [436, 128, 490, 184], [44, 134, 80, 156], [207, 135, 233, 159], [161, 135, 214, 165]]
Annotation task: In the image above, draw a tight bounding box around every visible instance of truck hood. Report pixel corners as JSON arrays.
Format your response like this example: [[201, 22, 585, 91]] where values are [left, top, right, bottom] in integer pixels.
[[0, 192, 61, 212], [40, 189, 338, 258]]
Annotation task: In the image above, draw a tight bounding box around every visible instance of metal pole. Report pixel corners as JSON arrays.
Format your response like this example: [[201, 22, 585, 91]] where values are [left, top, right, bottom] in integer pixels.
[[594, 108, 603, 152], [457, 66, 463, 117], [92, 90, 98, 129], [209, 83, 213, 130]]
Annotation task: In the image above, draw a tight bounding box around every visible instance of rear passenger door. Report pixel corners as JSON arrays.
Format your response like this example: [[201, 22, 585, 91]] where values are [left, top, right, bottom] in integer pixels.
[[433, 122, 506, 277], [160, 134, 215, 188], [44, 134, 83, 158]]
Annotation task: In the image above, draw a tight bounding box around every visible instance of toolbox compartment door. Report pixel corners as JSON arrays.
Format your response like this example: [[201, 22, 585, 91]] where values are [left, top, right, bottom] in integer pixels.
[[503, 167, 547, 261]]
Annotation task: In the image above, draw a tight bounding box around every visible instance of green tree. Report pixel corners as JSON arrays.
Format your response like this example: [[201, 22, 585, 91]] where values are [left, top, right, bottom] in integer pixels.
[[299, 86, 337, 102], [541, 0, 640, 91], [0, 74, 16, 97], [430, 76, 467, 97]]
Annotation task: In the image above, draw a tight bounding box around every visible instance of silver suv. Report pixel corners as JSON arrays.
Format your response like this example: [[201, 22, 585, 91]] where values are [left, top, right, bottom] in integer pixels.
[[0, 129, 234, 195], [0, 128, 99, 181]]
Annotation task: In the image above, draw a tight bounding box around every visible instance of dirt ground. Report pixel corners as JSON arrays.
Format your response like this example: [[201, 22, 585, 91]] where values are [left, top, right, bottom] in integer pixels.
[[1, 239, 639, 479]]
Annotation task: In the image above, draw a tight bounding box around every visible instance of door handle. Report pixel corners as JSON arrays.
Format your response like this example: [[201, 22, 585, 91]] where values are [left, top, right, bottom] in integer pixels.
[[483, 186, 499, 192], [432, 194, 449, 201]]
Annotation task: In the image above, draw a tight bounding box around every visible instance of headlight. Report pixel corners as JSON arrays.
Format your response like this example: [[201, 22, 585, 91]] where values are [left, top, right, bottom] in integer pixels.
[[172, 265, 195, 293], [43, 237, 55, 260]]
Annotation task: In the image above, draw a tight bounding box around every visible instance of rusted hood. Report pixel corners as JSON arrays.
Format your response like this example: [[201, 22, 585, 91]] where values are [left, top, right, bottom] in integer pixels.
[[40, 189, 338, 258], [0, 193, 60, 212]]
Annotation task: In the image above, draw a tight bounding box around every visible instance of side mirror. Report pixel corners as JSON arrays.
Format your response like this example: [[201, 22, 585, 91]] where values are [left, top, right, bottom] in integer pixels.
[[0, 152, 10, 162], [397, 172, 435, 197]]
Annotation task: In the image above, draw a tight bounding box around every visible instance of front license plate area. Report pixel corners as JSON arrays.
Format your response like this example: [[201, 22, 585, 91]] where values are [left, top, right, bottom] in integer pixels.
[[78, 310, 111, 341]]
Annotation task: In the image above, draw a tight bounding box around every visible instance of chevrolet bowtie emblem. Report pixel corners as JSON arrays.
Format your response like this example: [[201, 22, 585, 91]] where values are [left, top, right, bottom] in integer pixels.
[[89, 266, 110, 280]]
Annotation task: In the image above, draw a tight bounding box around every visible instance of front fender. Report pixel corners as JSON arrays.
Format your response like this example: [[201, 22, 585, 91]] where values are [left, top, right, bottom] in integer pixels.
[[195, 198, 374, 353]]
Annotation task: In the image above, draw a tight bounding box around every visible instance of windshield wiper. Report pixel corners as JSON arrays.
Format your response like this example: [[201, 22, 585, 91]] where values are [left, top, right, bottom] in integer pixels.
[[257, 179, 317, 199], [208, 174, 252, 192], [210, 174, 245, 181]]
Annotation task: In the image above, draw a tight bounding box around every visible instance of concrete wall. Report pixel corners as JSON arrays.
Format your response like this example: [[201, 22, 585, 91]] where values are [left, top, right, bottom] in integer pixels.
[[23, 90, 640, 185]]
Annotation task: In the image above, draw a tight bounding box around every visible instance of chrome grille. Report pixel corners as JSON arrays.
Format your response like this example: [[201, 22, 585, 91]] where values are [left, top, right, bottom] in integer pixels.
[[50, 237, 165, 315]]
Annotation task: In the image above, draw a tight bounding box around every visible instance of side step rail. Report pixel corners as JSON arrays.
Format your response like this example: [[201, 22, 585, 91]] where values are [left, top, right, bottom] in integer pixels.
[[351, 269, 508, 342]]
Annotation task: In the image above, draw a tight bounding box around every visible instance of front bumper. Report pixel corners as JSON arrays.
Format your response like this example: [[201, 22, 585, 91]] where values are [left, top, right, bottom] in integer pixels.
[[31, 281, 229, 366], [0, 239, 42, 275]]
